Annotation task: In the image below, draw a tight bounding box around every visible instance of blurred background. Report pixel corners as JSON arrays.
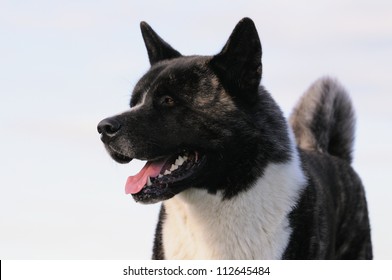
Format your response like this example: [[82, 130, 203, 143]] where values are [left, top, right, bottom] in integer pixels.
[[1, 0, 391, 259]]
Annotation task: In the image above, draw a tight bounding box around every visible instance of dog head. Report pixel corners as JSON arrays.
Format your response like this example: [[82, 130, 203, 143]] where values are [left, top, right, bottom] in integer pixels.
[[98, 18, 289, 204]]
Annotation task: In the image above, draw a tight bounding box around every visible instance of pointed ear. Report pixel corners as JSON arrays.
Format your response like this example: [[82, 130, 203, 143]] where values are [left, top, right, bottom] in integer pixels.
[[140, 21, 181, 65], [210, 18, 262, 95]]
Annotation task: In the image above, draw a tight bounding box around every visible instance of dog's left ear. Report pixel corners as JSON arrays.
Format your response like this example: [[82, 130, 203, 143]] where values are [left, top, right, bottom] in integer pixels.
[[210, 18, 262, 96], [140, 22, 181, 65]]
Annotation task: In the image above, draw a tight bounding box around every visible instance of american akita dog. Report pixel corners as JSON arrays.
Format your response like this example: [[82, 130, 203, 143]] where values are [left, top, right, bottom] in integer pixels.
[[97, 18, 372, 259]]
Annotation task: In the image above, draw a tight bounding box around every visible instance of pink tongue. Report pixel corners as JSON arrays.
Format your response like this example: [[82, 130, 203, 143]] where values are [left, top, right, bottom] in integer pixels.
[[125, 160, 166, 194]]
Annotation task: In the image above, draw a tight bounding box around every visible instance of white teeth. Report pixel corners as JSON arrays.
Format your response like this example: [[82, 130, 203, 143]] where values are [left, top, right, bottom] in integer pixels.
[[175, 156, 185, 166], [146, 176, 152, 186], [170, 164, 179, 172], [157, 155, 189, 178], [164, 170, 171, 175]]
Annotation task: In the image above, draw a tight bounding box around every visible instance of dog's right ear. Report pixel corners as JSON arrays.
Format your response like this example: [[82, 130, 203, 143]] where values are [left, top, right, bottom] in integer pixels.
[[140, 22, 181, 65]]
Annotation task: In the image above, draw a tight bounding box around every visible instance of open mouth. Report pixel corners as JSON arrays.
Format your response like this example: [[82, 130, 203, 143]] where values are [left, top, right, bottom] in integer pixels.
[[125, 151, 205, 203]]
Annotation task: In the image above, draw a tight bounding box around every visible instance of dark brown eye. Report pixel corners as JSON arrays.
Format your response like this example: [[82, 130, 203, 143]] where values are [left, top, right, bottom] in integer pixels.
[[162, 96, 175, 106]]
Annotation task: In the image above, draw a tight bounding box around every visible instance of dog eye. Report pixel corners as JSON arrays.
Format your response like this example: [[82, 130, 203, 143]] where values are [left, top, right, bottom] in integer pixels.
[[161, 96, 176, 106]]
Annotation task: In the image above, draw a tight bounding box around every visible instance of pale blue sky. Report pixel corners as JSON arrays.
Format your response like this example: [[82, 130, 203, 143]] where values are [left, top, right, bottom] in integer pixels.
[[1, 0, 391, 259]]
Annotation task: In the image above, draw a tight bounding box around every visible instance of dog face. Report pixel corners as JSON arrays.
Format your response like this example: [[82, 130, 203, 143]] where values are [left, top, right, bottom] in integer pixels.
[[105, 56, 235, 163], [97, 18, 284, 204], [99, 57, 234, 204]]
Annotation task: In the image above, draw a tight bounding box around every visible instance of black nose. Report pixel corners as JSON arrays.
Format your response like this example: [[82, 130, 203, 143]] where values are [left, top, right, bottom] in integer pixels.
[[97, 117, 122, 138]]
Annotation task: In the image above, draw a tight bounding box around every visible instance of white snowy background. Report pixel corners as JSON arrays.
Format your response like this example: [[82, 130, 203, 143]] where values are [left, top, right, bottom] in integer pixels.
[[1, 0, 391, 259]]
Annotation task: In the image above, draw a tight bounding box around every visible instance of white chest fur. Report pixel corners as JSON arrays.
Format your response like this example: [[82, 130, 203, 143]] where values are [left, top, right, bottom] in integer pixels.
[[162, 151, 306, 259]]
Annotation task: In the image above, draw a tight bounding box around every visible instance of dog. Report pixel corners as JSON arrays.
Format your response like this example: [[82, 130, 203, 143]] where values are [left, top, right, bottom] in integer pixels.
[[97, 18, 372, 259]]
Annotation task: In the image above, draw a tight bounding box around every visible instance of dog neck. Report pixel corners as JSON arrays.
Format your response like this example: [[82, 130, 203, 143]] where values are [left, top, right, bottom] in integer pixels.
[[162, 132, 306, 259]]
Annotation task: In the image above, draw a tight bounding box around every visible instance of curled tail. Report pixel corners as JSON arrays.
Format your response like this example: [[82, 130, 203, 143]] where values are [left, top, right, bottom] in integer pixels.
[[289, 77, 356, 164]]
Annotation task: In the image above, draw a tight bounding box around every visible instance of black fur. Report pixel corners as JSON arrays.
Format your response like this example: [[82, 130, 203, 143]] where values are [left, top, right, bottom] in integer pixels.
[[210, 18, 262, 103], [140, 21, 181, 65], [152, 206, 166, 260], [284, 150, 372, 259]]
